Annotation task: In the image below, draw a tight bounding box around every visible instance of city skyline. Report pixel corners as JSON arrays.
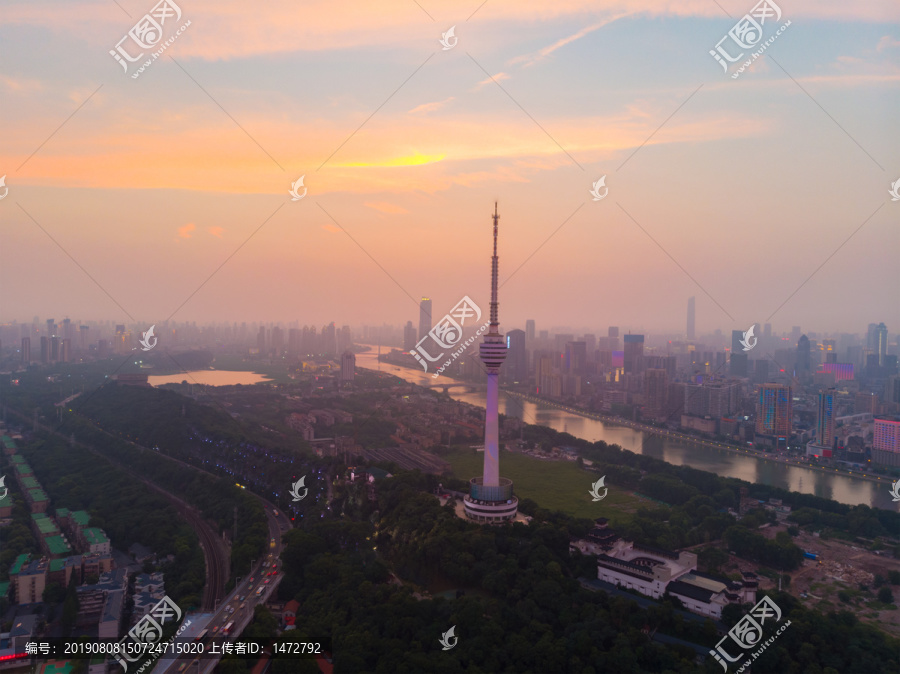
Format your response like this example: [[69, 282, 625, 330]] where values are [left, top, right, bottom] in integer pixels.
[[2, 2, 897, 333]]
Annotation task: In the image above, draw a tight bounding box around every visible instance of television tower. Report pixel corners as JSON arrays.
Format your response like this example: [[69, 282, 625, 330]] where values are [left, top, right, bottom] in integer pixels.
[[465, 202, 518, 523]]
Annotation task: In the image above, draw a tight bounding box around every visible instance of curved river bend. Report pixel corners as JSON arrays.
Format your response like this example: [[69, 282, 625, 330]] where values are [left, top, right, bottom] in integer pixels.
[[357, 349, 896, 510]]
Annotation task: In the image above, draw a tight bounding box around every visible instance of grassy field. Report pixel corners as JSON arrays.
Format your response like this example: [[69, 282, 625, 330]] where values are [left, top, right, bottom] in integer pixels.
[[444, 449, 656, 524]]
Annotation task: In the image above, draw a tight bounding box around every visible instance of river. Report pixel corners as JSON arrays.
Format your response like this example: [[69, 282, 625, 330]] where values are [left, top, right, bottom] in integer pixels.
[[356, 347, 897, 510]]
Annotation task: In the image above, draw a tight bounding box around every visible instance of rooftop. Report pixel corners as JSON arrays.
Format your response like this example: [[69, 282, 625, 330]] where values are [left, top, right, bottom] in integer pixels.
[[83, 528, 108, 546], [32, 514, 59, 535], [10, 553, 31, 575], [27, 488, 49, 503], [70, 510, 90, 526], [21, 476, 40, 491], [46, 536, 72, 556]]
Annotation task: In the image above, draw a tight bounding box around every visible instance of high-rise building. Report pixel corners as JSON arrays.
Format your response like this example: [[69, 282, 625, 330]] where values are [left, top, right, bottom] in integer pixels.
[[271, 326, 284, 355], [505, 329, 527, 384], [257, 326, 267, 353], [46, 319, 55, 338], [756, 383, 792, 448], [418, 298, 433, 342], [321, 322, 337, 354], [583, 334, 597, 361], [872, 416, 900, 467], [40, 337, 50, 363], [21, 337, 31, 363], [465, 203, 517, 523], [60, 339, 71, 363], [872, 322, 888, 366], [885, 375, 900, 406], [535, 355, 554, 396], [50, 337, 59, 362], [623, 334, 644, 374], [686, 297, 695, 340], [341, 351, 355, 383], [403, 321, 417, 350], [525, 320, 535, 341], [288, 328, 301, 355], [816, 389, 836, 450], [644, 369, 667, 418], [796, 335, 811, 376], [79, 325, 89, 351], [565, 341, 586, 374]]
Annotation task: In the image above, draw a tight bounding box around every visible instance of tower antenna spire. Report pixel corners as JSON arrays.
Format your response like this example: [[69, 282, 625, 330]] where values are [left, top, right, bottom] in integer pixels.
[[489, 201, 500, 332]]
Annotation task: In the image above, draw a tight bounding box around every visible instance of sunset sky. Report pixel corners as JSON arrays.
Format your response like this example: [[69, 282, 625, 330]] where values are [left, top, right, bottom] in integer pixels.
[[2, 0, 898, 337]]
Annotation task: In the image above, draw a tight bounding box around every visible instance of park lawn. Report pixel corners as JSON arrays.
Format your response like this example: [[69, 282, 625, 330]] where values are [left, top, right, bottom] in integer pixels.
[[444, 448, 652, 524]]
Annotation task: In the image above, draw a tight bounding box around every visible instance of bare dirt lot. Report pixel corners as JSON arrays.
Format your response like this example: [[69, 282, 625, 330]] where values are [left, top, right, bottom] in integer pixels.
[[713, 525, 900, 638]]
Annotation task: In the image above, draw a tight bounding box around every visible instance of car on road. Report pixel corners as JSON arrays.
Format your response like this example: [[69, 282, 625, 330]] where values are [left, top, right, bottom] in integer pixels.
[[238, 595, 245, 601], [211, 626, 219, 634], [264, 579, 270, 584], [240, 602, 246, 610]]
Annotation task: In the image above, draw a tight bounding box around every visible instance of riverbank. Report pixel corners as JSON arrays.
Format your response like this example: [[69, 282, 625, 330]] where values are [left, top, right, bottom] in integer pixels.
[[503, 390, 893, 488]]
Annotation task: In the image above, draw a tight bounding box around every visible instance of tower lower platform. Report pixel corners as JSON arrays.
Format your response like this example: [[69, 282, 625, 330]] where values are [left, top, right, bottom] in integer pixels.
[[463, 477, 518, 523]]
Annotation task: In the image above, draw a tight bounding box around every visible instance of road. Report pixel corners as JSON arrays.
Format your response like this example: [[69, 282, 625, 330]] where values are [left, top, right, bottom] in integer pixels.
[[3, 406, 230, 609], [159, 504, 292, 673], [4, 404, 292, 671]]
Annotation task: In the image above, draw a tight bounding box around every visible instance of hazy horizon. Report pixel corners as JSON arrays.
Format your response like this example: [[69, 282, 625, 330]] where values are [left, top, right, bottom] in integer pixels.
[[2, 0, 898, 335]]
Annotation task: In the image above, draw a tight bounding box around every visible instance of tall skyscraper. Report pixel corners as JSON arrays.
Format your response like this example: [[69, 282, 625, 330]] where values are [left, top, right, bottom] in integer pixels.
[[525, 319, 535, 341], [564, 341, 586, 374], [816, 389, 836, 450], [21, 337, 31, 363], [403, 321, 417, 350], [341, 351, 355, 383], [756, 383, 792, 449], [623, 334, 644, 374], [465, 203, 517, 523], [686, 297, 695, 340], [271, 326, 284, 355], [644, 368, 668, 418], [505, 329, 527, 384], [873, 322, 888, 366], [257, 326, 267, 353], [796, 335, 811, 376], [418, 298, 433, 341]]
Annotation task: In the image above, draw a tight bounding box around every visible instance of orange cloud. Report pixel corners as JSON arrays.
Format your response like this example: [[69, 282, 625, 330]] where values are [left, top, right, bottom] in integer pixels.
[[178, 223, 196, 238], [208, 226, 224, 237], [409, 98, 455, 114]]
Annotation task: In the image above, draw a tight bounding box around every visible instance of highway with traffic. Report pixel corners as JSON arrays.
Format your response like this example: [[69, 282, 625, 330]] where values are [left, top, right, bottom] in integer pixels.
[[159, 504, 292, 673]]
